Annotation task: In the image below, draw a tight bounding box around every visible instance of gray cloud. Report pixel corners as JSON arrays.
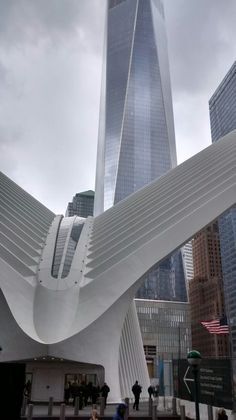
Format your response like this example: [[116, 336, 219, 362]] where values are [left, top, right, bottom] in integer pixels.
[[0, 0, 105, 214], [164, 0, 236, 163], [0, 0, 104, 51], [165, 0, 236, 94]]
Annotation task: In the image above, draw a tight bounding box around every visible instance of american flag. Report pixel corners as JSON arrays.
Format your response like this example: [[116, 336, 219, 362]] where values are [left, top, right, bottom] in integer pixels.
[[201, 316, 229, 334]]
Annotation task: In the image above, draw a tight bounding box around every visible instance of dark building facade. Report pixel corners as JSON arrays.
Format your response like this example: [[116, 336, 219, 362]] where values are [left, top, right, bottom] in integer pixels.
[[209, 61, 236, 358], [189, 223, 229, 357], [94, 0, 187, 302], [66, 190, 94, 218]]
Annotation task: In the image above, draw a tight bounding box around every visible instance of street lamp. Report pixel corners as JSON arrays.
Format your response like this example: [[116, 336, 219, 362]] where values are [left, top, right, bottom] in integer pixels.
[[187, 350, 202, 420]]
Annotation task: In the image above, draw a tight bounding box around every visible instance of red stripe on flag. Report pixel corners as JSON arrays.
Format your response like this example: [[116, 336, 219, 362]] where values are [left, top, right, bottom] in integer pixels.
[[201, 319, 229, 335]]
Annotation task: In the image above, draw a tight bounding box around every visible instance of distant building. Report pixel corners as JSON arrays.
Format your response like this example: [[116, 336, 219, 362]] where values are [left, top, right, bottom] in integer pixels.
[[135, 299, 191, 394], [66, 190, 94, 218], [209, 61, 236, 142], [182, 241, 194, 283], [189, 223, 229, 357], [209, 61, 236, 358]]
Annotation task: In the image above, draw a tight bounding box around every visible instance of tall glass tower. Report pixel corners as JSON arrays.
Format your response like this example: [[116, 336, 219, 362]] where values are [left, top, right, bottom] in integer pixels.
[[94, 0, 187, 302]]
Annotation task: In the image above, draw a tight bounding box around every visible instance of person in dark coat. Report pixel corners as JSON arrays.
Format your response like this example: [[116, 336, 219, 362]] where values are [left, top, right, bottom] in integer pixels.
[[84, 382, 90, 406], [100, 382, 110, 407], [71, 380, 80, 406], [87, 382, 93, 404], [132, 380, 142, 411], [64, 381, 71, 405], [24, 380, 32, 400], [148, 385, 154, 399], [112, 403, 127, 420], [154, 385, 159, 397], [218, 409, 228, 420], [91, 385, 99, 405]]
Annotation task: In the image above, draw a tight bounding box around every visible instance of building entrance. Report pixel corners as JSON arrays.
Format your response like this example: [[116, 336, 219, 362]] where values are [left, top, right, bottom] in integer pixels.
[[24, 358, 104, 402]]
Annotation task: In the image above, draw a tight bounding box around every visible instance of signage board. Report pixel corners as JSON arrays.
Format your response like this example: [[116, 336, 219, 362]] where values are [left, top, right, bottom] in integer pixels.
[[173, 359, 232, 409]]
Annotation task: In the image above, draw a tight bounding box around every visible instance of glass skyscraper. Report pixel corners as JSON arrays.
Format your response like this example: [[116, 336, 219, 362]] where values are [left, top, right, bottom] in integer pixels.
[[94, 0, 187, 302], [209, 61, 236, 357], [66, 190, 94, 218]]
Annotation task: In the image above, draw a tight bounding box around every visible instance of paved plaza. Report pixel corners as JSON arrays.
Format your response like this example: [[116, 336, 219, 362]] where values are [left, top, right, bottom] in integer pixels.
[[21, 398, 176, 419]]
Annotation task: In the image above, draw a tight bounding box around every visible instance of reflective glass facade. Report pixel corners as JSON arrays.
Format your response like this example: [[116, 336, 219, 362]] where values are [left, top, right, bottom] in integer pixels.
[[209, 61, 236, 356], [66, 191, 94, 218], [136, 250, 187, 302], [95, 0, 187, 302], [135, 299, 191, 361], [209, 62, 236, 143], [52, 217, 84, 278], [135, 299, 191, 394]]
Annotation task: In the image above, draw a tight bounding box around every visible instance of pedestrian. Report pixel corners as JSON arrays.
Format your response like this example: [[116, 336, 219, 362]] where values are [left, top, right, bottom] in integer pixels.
[[84, 382, 90, 407], [64, 381, 71, 405], [24, 380, 31, 401], [101, 382, 110, 407], [91, 384, 99, 405], [87, 382, 93, 404], [90, 408, 99, 420], [113, 403, 127, 420], [148, 385, 154, 399], [132, 380, 142, 411], [218, 409, 228, 420], [154, 385, 159, 398], [78, 381, 85, 409], [71, 379, 79, 406]]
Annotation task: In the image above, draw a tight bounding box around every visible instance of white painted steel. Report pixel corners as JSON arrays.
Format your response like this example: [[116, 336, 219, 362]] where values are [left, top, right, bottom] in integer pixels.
[[1, 131, 236, 400]]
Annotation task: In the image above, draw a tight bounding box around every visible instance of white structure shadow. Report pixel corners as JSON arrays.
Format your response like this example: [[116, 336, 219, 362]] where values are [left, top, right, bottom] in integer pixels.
[[1, 131, 236, 401]]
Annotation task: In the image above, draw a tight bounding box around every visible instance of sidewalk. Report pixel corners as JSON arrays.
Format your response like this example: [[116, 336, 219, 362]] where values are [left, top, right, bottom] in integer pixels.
[[21, 399, 179, 419]]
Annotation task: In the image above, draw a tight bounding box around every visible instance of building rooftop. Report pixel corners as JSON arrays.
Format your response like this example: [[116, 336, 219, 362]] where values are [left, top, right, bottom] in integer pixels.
[[75, 190, 94, 197], [209, 61, 236, 105]]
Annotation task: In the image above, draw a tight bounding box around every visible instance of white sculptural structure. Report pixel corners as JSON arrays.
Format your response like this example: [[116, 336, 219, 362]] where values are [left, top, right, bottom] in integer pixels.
[[0, 131, 236, 401]]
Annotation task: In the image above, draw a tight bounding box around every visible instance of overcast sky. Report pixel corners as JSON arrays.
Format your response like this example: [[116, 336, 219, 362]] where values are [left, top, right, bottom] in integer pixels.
[[1, 0, 236, 214]]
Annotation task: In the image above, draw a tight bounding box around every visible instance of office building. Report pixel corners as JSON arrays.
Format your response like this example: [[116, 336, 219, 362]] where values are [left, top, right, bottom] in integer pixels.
[[66, 190, 94, 218], [94, 0, 187, 303], [136, 299, 191, 395], [210, 61, 236, 142], [209, 61, 236, 358], [189, 223, 229, 357]]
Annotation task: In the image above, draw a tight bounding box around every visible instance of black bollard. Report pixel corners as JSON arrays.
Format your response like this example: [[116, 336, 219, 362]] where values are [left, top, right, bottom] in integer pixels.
[[207, 405, 213, 420], [27, 404, 33, 420], [124, 397, 129, 420], [48, 396, 53, 416], [172, 397, 177, 415], [152, 404, 157, 420], [149, 397, 153, 416], [100, 397, 105, 417], [180, 405, 186, 420], [74, 397, 80, 416], [60, 403, 66, 420], [21, 396, 28, 416]]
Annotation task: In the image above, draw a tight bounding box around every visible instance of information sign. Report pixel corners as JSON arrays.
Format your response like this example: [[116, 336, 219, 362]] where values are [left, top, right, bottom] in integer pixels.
[[173, 359, 232, 409]]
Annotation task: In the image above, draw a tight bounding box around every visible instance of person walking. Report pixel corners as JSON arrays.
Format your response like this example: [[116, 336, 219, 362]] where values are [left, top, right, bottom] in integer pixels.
[[148, 385, 154, 399], [90, 408, 99, 420], [100, 382, 110, 407], [64, 381, 71, 405], [113, 403, 127, 420], [218, 409, 228, 420], [132, 380, 142, 411]]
